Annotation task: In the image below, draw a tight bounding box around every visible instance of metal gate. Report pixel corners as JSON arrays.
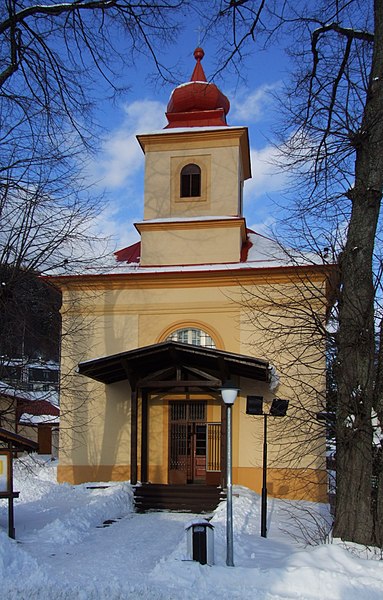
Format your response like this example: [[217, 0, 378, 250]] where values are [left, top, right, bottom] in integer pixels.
[[206, 423, 221, 473]]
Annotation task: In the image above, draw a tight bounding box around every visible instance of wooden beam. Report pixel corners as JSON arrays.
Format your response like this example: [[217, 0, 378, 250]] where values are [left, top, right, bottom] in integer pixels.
[[130, 388, 138, 485], [121, 359, 137, 387], [138, 367, 175, 385], [0, 427, 38, 452], [217, 355, 230, 383], [136, 379, 220, 389], [182, 365, 221, 384], [141, 389, 148, 483]]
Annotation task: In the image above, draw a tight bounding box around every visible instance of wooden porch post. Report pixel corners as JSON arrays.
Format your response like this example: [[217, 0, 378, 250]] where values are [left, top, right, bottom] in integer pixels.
[[141, 389, 148, 482], [130, 387, 138, 485]]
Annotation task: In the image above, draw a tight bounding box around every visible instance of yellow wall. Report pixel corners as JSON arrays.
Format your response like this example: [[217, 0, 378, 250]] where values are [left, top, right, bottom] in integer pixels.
[[143, 145, 241, 220], [138, 128, 249, 222], [138, 219, 245, 266]]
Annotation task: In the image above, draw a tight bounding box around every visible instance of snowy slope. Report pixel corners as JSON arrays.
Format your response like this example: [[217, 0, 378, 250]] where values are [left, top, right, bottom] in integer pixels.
[[0, 455, 382, 600]]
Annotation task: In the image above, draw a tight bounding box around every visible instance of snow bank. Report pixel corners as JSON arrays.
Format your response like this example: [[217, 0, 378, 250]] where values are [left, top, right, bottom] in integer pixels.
[[1, 458, 383, 600]]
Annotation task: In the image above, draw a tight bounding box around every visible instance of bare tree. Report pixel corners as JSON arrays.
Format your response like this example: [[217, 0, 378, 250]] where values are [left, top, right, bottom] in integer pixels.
[[199, 0, 383, 547], [0, 1, 191, 449], [1, 1, 191, 277]]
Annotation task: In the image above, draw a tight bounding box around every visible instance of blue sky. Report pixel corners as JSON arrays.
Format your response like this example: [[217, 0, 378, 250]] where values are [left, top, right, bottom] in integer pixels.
[[87, 28, 290, 253]]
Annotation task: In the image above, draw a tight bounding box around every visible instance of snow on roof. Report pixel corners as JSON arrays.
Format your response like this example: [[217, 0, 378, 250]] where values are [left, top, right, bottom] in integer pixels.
[[0, 358, 59, 369], [19, 413, 60, 425], [17, 398, 59, 427], [17, 398, 59, 416], [136, 215, 241, 225], [26, 362, 59, 371], [110, 230, 322, 274], [170, 80, 213, 90], [52, 228, 324, 278], [246, 231, 320, 266], [0, 380, 59, 407], [0, 379, 24, 397], [137, 125, 245, 136]]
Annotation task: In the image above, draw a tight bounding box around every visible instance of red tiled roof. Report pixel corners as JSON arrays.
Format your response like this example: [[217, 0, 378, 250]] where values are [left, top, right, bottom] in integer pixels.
[[114, 241, 141, 263], [241, 229, 254, 262], [17, 399, 59, 418]]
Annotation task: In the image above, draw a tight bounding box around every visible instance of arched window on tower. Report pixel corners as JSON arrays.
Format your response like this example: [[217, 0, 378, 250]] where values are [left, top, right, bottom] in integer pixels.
[[180, 164, 201, 198]]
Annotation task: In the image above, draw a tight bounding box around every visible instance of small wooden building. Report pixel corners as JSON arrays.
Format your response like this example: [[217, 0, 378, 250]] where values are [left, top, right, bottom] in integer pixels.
[[0, 386, 59, 456]]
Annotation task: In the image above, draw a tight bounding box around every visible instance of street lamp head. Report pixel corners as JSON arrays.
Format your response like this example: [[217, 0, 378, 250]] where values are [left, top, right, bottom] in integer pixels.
[[270, 398, 289, 417], [220, 380, 239, 405], [246, 395, 264, 415]]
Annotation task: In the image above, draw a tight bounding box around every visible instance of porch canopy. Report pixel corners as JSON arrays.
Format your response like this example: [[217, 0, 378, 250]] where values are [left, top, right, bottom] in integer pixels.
[[78, 341, 270, 484], [78, 341, 270, 387]]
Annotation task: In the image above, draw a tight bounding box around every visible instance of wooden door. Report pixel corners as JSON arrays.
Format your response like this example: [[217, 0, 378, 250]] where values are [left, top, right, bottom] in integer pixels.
[[168, 402, 206, 484]]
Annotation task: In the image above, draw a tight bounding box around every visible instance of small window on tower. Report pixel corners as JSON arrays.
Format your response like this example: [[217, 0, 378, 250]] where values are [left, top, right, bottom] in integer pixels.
[[180, 164, 201, 198]]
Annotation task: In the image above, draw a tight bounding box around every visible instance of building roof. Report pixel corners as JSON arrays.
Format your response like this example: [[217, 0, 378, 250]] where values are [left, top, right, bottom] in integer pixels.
[[0, 427, 38, 451], [0, 380, 59, 408], [19, 413, 60, 426], [113, 228, 321, 271], [78, 340, 270, 387], [17, 399, 59, 419], [165, 47, 230, 128]]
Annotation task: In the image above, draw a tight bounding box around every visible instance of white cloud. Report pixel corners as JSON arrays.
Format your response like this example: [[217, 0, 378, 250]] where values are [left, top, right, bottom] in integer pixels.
[[230, 83, 279, 124], [91, 199, 140, 250], [244, 144, 287, 201], [90, 99, 167, 189], [248, 216, 277, 236], [82, 99, 168, 257]]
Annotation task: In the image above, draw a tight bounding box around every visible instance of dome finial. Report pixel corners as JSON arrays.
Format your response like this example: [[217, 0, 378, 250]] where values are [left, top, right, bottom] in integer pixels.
[[191, 47, 207, 82], [194, 47, 205, 62]]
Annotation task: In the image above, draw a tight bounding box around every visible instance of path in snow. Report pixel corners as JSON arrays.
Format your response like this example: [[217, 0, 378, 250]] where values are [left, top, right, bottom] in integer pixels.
[[22, 511, 188, 585]]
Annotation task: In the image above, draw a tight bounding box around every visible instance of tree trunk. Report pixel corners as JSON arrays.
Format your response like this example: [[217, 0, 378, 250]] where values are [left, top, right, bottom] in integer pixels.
[[374, 447, 383, 547], [334, 0, 383, 546], [372, 320, 383, 546]]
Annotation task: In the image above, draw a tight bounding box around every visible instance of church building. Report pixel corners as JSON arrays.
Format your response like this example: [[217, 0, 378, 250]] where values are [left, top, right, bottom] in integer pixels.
[[52, 49, 330, 506]]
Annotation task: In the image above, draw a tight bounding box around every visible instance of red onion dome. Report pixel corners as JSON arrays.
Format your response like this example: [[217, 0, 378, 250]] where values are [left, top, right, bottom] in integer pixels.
[[165, 48, 230, 128]]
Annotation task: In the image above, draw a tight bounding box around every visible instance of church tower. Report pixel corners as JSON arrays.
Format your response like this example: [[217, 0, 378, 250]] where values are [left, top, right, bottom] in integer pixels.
[[135, 48, 251, 267]]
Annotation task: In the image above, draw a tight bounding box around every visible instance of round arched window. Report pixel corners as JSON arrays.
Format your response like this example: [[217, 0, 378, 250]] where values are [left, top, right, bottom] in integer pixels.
[[180, 163, 201, 198], [166, 327, 216, 348]]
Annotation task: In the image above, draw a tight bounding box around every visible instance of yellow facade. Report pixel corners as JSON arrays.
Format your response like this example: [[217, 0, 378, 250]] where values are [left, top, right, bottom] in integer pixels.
[[57, 265, 328, 502], [137, 218, 246, 266]]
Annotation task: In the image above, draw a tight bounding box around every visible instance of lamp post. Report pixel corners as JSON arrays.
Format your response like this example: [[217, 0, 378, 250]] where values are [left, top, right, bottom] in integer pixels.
[[246, 396, 289, 538], [261, 412, 268, 538], [220, 380, 239, 567]]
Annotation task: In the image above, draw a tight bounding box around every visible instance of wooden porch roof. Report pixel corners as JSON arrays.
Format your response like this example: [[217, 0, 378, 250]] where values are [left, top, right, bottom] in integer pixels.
[[0, 427, 39, 452], [78, 341, 270, 388]]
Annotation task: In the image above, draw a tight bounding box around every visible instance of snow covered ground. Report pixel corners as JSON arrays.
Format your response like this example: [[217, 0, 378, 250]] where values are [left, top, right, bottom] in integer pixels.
[[1, 456, 382, 600]]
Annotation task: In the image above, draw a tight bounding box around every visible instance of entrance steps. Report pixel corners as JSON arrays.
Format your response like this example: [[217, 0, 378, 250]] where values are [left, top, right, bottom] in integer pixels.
[[133, 483, 226, 513]]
